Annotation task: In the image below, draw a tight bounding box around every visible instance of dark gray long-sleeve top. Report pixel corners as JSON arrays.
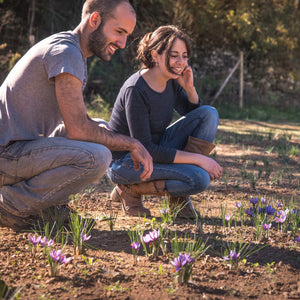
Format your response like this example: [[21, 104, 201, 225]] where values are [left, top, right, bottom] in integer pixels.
[[109, 71, 201, 163]]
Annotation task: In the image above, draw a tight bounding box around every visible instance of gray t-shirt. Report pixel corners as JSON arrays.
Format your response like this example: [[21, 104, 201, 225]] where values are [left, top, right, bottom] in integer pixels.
[[0, 31, 87, 146]]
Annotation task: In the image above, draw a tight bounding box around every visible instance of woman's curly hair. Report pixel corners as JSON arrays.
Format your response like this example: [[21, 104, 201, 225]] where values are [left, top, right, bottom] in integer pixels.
[[137, 25, 191, 69]]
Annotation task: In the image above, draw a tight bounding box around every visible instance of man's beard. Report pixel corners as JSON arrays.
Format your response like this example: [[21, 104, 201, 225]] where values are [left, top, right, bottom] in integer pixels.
[[88, 22, 115, 61]]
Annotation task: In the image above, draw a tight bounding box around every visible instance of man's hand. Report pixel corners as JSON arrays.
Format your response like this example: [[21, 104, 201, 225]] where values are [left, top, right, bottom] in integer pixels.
[[130, 140, 153, 181]]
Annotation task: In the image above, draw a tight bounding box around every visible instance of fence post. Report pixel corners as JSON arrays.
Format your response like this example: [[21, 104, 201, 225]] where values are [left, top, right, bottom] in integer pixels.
[[239, 51, 244, 108], [210, 56, 241, 106]]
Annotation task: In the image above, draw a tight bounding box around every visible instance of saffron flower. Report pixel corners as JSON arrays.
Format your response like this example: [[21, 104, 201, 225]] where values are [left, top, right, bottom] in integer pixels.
[[143, 229, 160, 244], [39, 236, 54, 256], [40, 236, 54, 248], [48, 249, 71, 277], [263, 223, 272, 230], [249, 197, 259, 206], [245, 207, 255, 217], [28, 235, 41, 246], [276, 201, 283, 208], [276, 209, 288, 223], [130, 241, 141, 251], [80, 232, 91, 242], [130, 241, 141, 265], [39, 236, 48, 247], [235, 202, 242, 209], [47, 239, 54, 247], [50, 249, 62, 261], [223, 249, 240, 261], [225, 213, 231, 222], [258, 205, 276, 216], [171, 253, 195, 284], [143, 229, 161, 257], [296, 236, 300, 243], [261, 197, 269, 205], [59, 255, 72, 264], [159, 208, 169, 215], [171, 253, 188, 272], [170, 252, 195, 271], [266, 205, 276, 215], [28, 235, 42, 257]]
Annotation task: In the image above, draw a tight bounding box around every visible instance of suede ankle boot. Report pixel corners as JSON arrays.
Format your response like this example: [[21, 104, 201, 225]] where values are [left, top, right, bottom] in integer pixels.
[[129, 180, 167, 196], [184, 136, 215, 156], [110, 180, 167, 217], [0, 205, 33, 232], [169, 196, 200, 220], [111, 185, 151, 217]]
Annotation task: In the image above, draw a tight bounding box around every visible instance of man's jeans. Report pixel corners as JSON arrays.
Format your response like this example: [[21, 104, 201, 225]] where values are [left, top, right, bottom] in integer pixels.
[[108, 105, 219, 197], [0, 131, 111, 217]]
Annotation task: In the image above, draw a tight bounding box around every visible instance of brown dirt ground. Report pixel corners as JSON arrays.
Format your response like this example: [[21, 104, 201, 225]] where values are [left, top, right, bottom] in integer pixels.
[[0, 119, 300, 300]]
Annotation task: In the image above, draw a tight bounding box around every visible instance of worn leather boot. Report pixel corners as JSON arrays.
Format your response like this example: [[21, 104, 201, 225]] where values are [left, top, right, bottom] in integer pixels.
[[184, 136, 215, 156], [169, 196, 200, 220], [128, 180, 167, 196], [0, 205, 34, 232], [111, 185, 151, 217], [110, 180, 167, 217]]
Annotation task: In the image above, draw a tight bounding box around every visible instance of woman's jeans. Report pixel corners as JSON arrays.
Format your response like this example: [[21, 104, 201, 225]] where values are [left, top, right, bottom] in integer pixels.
[[108, 105, 219, 197], [0, 120, 112, 217]]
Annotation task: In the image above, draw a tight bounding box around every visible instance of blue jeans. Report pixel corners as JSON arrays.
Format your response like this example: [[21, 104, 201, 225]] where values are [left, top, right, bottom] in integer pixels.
[[0, 122, 111, 217], [108, 105, 219, 196]]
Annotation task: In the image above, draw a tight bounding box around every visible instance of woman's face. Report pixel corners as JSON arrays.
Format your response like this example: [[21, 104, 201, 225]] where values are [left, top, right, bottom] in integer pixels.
[[155, 38, 189, 79]]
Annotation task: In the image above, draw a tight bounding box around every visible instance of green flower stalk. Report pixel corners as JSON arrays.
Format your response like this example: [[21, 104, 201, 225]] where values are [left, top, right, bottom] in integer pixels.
[[130, 241, 141, 265]]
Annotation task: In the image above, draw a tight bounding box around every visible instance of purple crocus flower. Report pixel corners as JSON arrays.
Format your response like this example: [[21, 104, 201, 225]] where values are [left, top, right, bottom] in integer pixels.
[[266, 205, 276, 215], [40, 236, 48, 247], [159, 208, 169, 215], [59, 255, 71, 264], [225, 213, 231, 222], [28, 235, 41, 246], [171, 252, 194, 272], [276, 201, 283, 208], [295, 236, 300, 243], [249, 197, 259, 206], [261, 197, 269, 205], [223, 250, 240, 261], [235, 202, 242, 209], [80, 233, 91, 242], [130, 241, 141, 251], [259, 205, 276, 216], [293, 208, 300, 215], [143, 229, 160, 244], [276, 210, 288, 223], [245, 207, 255, 217], [50, 249, 62, 262], [263, 223, 272, 230], [47, 239, 54, 247], [186, 253, 195, 264]]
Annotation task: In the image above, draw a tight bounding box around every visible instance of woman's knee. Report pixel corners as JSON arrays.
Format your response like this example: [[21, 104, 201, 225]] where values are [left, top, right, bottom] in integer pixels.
[[199, 105, 219, 124], [189, 170, 210, 194]]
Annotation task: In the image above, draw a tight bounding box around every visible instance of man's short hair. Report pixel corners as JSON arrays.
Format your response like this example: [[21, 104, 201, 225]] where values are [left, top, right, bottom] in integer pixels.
[[82, 0, 135, 21]]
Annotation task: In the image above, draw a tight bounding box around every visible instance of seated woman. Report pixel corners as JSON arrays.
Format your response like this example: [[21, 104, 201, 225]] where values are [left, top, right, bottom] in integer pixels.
[[108, 25, 222, 219]]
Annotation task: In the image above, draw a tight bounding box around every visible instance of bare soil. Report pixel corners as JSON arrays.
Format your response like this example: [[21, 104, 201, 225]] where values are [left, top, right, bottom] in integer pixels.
[[0, 119, 300, 300]]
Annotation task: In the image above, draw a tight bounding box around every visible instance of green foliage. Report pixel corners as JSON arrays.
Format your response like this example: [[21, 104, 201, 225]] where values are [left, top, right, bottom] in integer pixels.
[[1, 0, 300, 120]]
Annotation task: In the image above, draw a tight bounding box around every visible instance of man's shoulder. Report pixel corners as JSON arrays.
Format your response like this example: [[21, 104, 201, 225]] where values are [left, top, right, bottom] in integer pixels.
[[42, 31, 81, 55], [41, 32, 84, 64]]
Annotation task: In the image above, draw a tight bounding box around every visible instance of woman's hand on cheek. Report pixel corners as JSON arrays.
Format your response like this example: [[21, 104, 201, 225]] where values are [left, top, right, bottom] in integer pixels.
[[176, 66, 194, 91]]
